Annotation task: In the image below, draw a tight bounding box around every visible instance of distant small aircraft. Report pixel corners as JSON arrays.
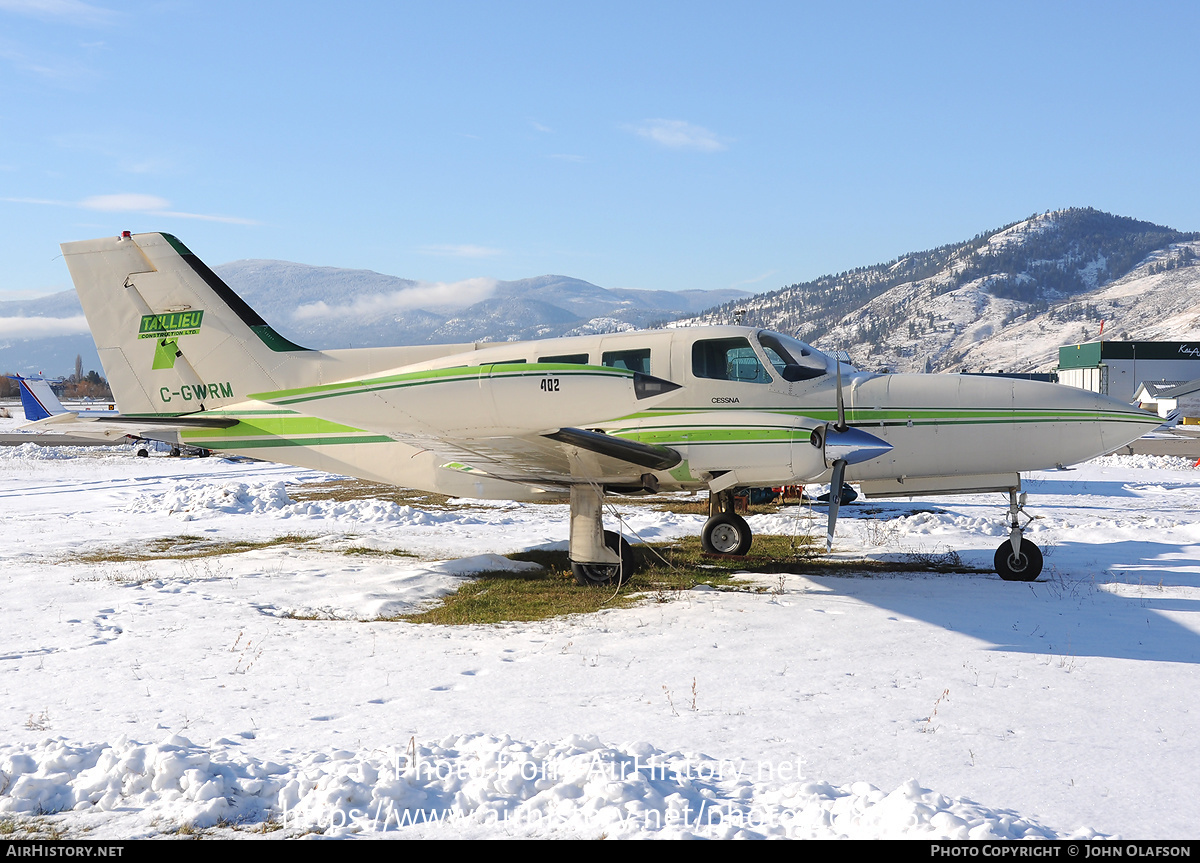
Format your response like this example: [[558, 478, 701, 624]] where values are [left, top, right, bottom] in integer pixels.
[[13, 372, 217, 456], [59, 232, 1162, 582], [9, 374, 118, 421]]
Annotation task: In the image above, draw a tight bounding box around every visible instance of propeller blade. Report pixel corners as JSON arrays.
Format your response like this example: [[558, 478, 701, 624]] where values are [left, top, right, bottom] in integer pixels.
[[835, 363, 847, 433], [826, 458, 846, 552]]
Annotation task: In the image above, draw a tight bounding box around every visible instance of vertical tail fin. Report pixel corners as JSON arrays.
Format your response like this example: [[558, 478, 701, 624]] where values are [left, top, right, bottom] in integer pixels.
[[9, 375, 66, 421], [60, 232, 313, 416]]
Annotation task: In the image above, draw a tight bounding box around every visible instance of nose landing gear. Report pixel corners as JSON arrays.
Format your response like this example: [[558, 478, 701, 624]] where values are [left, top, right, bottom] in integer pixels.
[[995, 487, 1042, 581]]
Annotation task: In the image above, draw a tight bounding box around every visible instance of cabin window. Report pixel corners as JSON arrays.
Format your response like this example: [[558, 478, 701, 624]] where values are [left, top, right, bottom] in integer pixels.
[[540, 353, 589, 364], [692, 338, 771, 384], [602, 349, 651, 374]]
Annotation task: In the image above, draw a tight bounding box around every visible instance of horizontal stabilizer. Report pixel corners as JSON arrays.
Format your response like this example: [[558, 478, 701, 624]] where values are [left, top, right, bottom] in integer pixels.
[[92, 414, 239, 429]]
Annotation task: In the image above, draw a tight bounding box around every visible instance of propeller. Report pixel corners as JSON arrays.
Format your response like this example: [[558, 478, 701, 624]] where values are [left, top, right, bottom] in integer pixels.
[[808, 363, 892, 552], [827, 363, 848, 552]]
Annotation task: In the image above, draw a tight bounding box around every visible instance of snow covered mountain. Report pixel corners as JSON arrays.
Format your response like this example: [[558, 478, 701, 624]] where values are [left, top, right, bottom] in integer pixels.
[[680, 208, 1200, 373], [216, 263, 750, 348], [0, 263, 747, 376]]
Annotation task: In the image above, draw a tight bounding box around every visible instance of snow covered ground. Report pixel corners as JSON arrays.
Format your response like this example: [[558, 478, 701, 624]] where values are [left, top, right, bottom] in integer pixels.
[[0, 430, 1198, 838]]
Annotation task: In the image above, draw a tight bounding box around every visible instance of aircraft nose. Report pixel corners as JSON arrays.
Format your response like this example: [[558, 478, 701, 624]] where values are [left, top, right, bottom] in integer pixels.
[[1009, 378, 1162, 461], [823, 425, 894, 465]]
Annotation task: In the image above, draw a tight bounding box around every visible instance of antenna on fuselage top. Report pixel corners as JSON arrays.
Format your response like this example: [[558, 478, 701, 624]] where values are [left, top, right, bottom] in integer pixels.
[[733, 308, 746, 326]]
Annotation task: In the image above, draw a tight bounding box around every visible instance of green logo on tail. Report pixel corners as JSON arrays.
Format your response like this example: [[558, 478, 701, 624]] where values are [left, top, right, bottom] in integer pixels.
[[140, 311, 204, 370]]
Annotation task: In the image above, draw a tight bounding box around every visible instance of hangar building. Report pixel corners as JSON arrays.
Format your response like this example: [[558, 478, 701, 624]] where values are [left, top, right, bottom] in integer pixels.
[[1057, 341, 1200, 402]]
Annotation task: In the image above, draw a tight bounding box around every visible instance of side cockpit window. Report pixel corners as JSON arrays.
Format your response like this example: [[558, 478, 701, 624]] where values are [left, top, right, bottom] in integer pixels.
[[692, 337, 771, 384], [602, 349, 651, 374], [757, 332, 829, 382]]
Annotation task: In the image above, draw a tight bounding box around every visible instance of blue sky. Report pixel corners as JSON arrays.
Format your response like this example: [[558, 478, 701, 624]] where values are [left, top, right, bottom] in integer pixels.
[[2, 0, 1198, 300]]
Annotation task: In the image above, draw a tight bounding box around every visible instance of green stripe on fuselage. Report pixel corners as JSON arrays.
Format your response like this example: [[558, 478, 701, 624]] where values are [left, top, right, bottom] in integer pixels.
[[181, 415, 363, 439], [619, 406, 1158, 425], [249, 363, 635, 406], [611, 426, 815, 446]]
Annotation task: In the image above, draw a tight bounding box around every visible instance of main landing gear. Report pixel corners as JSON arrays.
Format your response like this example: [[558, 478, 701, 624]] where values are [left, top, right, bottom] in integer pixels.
[[568, 485, 636, 586], [701, 490, 752, 556], [995, 488, 1043, 582]]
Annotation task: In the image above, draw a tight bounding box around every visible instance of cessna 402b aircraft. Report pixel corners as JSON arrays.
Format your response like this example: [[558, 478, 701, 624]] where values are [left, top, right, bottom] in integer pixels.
[[58, 232, 1161, 584]]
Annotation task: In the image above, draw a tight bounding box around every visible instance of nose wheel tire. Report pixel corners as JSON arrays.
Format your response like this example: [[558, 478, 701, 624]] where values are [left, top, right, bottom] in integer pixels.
[[572, 530, 636, 586], [994, 538, 1043, 582], [701, 512, 753, 556]]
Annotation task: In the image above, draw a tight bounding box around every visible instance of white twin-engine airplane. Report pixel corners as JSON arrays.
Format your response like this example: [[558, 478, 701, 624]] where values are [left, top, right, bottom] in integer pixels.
[[60, 232, 1161, 584]]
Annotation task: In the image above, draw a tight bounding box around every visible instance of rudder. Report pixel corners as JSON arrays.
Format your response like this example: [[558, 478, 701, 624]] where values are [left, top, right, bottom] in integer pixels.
[[10, 375, 64, 421]]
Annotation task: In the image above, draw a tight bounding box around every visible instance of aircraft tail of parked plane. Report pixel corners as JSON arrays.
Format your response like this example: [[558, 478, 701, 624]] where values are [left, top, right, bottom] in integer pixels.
[[61, 231, 1164, 583], [9, 374, 119, 424], [11, 375, 66, 422]]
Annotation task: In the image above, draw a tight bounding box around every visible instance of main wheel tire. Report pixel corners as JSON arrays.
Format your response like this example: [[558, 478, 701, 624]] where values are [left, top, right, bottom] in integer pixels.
[[701, 512, 753, 556], [994, 538, 1043, 582], [572, 530, 636, 586]]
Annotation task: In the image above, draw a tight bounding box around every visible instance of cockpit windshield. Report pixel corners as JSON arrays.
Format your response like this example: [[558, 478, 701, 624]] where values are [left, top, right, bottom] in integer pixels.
[[756, 331, 830, 382]]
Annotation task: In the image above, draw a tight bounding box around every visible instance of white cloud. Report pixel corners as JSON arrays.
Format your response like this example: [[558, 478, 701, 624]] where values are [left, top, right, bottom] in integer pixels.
[[153, 209, 259, 226], [3, 196, 67, 206], [628, 119, 727, 152], [80, 193, 169, 212], [0, 0, 115, 25], [292, 278, 499, 321], [418, 244, 503, 259], [732, 270, 777, 288], [7, 192, 258, 225], [0, 42, 92, 82], [0, 315, 90, 338]]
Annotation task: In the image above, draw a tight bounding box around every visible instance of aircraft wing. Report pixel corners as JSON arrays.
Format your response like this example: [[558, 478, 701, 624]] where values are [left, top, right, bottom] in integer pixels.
[[387, 426, 682, 491]]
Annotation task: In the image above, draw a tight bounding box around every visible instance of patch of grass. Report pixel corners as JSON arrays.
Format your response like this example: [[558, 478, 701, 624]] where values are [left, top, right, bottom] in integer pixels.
[[396, 554, 641, 624], [396, 536, 780, 625], [341, 546, 418, 559], [281, 607, 342, 621], [288, 479, 455, 508], [642, 494, 783, 517], [73, 534, 316, 564], [0, 817, 67, 840], [398, 533, 987, 625]]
